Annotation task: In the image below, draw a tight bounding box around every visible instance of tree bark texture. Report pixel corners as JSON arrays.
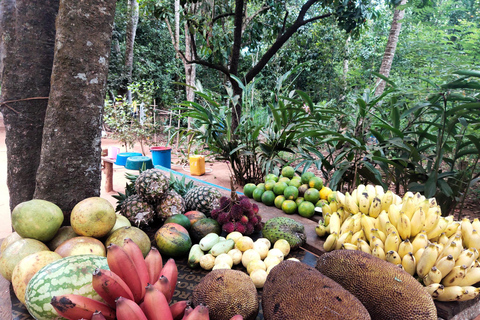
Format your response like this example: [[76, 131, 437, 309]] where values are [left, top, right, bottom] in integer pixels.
[[34, 0, 117, 216], [0, 0, 59, 211], [375, 0, 407, 96], [124, 0, 138, 103]]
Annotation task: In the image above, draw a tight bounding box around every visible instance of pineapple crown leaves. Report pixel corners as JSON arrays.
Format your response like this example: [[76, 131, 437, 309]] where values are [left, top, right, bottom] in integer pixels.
[[169, 172, 197, 197], [112, 182, 137, 212]]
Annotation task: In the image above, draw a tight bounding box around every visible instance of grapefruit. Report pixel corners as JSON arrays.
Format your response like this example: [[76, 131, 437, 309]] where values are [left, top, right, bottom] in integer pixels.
[[70, 197, 116, 238], [155, 223, 192, 258]]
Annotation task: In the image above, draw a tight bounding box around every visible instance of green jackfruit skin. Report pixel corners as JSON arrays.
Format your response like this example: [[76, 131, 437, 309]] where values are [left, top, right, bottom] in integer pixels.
[[316, 250, 437, 320], [261, 217, 306, 250], [262, 260, 371, 320]]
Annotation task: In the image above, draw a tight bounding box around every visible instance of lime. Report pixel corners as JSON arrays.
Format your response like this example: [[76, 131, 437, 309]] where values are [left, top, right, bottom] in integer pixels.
[[284, 186, 299, 200], [265, 174, 279, 182], [319, 186, 333, 200], [274, 195, 286, 209], [281, 200, 297, 215], [304, 187, 320, 204], [253, 188, 265, 202], [265, 180, 277, 191], [281, 166, 295, 179], [261, 190, 276, 206], [298, 201, 315, 218], [301, 172, 316, 185], [295, 197, 305, 206], [243, 183, 257, 198], [273, 181, 288, 196], [308, 176, 324, 190], [288, 178, 302, 188]]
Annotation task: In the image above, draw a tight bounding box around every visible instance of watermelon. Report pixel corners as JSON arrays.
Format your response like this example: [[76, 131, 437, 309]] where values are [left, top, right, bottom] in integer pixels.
[[25, 255, 109, 320]]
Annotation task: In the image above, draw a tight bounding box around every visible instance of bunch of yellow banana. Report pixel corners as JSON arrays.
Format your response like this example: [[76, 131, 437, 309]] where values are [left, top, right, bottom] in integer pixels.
[[316, 184, 480, 302]]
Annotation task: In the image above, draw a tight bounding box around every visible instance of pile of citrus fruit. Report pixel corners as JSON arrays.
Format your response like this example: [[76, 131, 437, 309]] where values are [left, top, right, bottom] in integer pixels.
[[243, 166, 333, 218]]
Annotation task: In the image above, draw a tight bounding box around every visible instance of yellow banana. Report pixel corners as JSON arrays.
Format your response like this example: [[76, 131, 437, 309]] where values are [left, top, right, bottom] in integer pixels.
[[336, 191, 346, 207], [461, 218, 473, 249], [387, 204, 401, 229], [361, 214, 375, 241], [442, 265, 468, 286], [365, 184, 376, 201], [371, 243, 386, 260], [345, 191, 359, 214], [358, 192, 370, 215], [350, 229, 366, 244], [426, 216, 449, 240], [329, 212, 341, 235], [401, 196, 416, 220], [435, 254, 456, 278], [424, 283, 445, 299], [356, 184, 366, 196], [339, 215, 355, 235], [374, 185, 385, 198], [369, 235, 384, 251], [472, 247, 479, 261], [384, 231, 400, 253], [411, 232, 429, 254], [414, 247, 425, 263], [468, 229, 480, 251], [376, 210, 389, 234], [315, 223, 328, 237], [381, 190, 394, 212], [335, 231, 353, 250], [357, 239, 372, 255], [398, 239, 413, 259], [384, 221, 399, 235], [413, 192, 426, 204], [329, 201, 339, 214], [437, 232, 449, 246], [351, 212, 363, 234], [428, 197, 438, 208], [454, 267, 480, 287], [393, 194, 403, 205], [401, 252, 416, 276], [323, 213, 331, 227], [320, 202, 333, 216], [444, 221, 461, 238], [368, 196, 382, 218], [341, 243, 358, 250], [423, 266, 443, 286], [416, 243, 439, 278], [397, 212, 412, 241], [423, 207, 441, 234], [454, 249, 476, 268], [439, 240, 463, 261], [409, 207, 426, 237], [370, 228, 386, 243], [472, 218, 480, 231], [385, 250, 402, 265], [434, 285, 480, 302], [436, 242, 444, 255], [323, 232, 338, 252]]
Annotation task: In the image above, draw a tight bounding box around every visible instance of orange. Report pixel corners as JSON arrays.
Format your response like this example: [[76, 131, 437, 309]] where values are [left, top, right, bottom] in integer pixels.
[[298, 201, 315, 218], [283, 186, 299, 200], [261, 190, 276, 206], [281, 200, 297, 215], [281, 166, 295, 179], [304, 188, 320, 204], [265, 174, 279, 182], [274, 195, 286, 209], [308, 176, 324, 190], [243, 183, 257, 198], [273, 181, 288, 195], [252, 188, 265, 202], [264, 180, 276, 191], [301, 172, 315, 184]]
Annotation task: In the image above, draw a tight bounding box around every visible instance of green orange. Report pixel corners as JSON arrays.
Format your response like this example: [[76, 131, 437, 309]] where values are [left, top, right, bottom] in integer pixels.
[[301, 172, 315, 184], [298, 201, 315, 218], [284, 186, 299, 200], [273, 181, 288, 195], [265, 174, 279, 182], [264, 180, 276, 191], [308, 176, 324, 190], [278, 177, 291, 185], [261, 190, 276, 206], [295, 197, 305, 206], [281, 166, 295, 179], [253, 187, 265, 202], [274, 195, 286, 209], [288, 178, 302, 188], [243, 183, 257, 198], [304, 187, 320, 204], [281, 200, 297, 215]]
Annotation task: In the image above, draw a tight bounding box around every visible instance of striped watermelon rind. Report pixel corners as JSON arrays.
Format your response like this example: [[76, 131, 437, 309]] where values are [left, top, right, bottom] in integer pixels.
[[25, 254, 109, 320]]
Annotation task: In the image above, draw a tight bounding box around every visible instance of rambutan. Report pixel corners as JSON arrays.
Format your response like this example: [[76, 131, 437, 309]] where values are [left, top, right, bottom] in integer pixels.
[[240, 215, 249, 225], [245, 223, 254, 235], [219, 196, 232, 211], [217, 211, 230, 225], [255, 214, 262, 224], [254, 223, 263, 232], [222, 221, 236, 233], [238, 195, 249, 201], [230, 204, 243, 220], [235, 223, 246, 234], [239, 197, 253, 210], [210, 208, 221, 220], [252, 203, 259, 214], [249, 215, 258, 226]]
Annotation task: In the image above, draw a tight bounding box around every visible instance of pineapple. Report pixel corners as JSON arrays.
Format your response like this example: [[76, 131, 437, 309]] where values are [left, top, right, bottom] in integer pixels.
[[119, 194, 156, 227], [155, 189, 186, 220], [184, 186, 222, 216], [135, 168, 169, 203]]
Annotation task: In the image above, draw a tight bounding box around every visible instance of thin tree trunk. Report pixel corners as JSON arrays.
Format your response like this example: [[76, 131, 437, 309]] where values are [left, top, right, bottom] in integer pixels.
[[0, 0, 59, 211], [125, 0, 139, 103], [375, 0, 407, 96], [34, 0, 117, 217]]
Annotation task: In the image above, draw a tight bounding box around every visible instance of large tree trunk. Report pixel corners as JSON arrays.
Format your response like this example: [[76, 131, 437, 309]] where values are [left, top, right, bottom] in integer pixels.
[[124, 0, 139, 103], [34, 0, 117, 217], [0, 0, 59, 211], [375, 0, 407, 96]]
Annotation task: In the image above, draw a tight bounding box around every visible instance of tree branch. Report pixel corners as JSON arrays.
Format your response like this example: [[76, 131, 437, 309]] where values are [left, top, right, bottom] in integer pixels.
[[243, 5, 272, 33], [229, 0, 244, 76]]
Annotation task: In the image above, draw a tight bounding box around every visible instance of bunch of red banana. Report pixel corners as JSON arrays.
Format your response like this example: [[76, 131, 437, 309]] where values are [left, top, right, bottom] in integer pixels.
[[50, 239, 193, 320]]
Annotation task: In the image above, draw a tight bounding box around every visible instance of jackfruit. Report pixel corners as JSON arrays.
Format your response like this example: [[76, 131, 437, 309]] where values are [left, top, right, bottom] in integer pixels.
[[261, 217, 306, 250], [192, 269, 259, 320], [316, 250, 437, 320], [262, 260, 371, 320]]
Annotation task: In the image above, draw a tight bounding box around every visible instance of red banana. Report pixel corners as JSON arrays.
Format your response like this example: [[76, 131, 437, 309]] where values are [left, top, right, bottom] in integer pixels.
[[91, 310, 108, 320], [160, 258, 178, 299], [229, 316, 244, 320], [123, 238, 150, 290], [145, 247, 163, 284], [170, 300, 190, 320], [106, 243, 145, 302], [152, 275, 172, 302], [181, 306, 193, 319], [183, 304, 210, 320], [116, 296, 148, 320], [50, 294, 115, 320], [142, 284, 173, 320], [92, 268, 135, 307]]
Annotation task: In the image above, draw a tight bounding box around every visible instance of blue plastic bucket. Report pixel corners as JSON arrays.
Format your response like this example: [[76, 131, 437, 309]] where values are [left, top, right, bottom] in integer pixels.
[[114, 152, 142, 166], [125, 156, 154, 170], [150, 147, 172, 169]]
